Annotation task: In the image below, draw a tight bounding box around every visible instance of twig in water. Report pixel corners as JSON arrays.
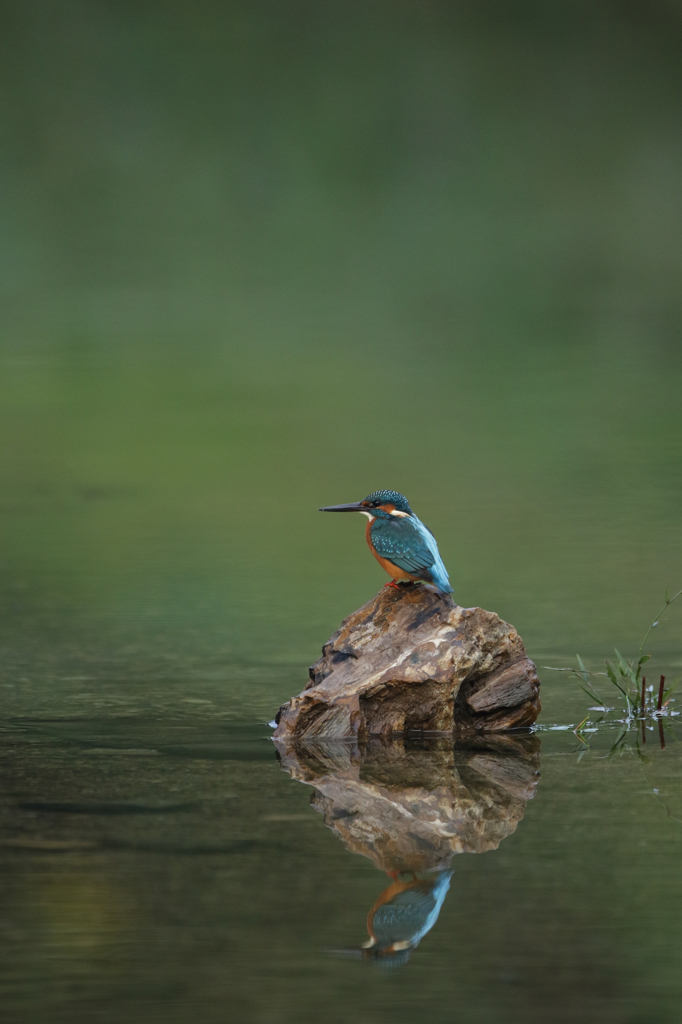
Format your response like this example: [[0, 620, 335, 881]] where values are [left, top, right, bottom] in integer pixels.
[[570, 591, 681, 720], [573, 716, 590, 745]]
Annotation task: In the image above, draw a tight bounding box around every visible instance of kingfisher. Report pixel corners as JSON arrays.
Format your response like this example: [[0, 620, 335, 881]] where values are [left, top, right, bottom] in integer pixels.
[[327, 870, 453, 968], [319, 489, 453, 595]]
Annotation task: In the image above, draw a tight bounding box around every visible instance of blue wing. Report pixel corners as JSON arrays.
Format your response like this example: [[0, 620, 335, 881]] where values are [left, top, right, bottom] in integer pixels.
[[411, 515, 453, 594], [370, 516, 453, 594]]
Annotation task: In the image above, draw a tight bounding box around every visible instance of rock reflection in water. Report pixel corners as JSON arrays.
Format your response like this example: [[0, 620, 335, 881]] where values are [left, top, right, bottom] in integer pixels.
[[276, 733, 540, 965]]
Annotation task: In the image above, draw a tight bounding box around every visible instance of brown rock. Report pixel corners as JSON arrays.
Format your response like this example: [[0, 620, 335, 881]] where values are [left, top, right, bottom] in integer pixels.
[[273, 585, 540, 742], [275, 733, 540, 874]]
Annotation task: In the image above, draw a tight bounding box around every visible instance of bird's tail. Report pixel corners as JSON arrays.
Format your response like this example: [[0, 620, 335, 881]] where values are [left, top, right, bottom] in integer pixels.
[[426, 568, 453, 595]]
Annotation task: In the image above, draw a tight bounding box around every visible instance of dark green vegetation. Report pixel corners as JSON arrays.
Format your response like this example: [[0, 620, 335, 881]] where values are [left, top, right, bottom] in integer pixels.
[[2, 1, 682, 1022], [548, 590, 682, 718], [547, 590, 682, 758]]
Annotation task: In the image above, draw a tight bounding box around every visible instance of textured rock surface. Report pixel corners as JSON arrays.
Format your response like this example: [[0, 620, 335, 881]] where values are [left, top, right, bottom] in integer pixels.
[[273, 585, 540, 742], [275, 734, 540, 873]]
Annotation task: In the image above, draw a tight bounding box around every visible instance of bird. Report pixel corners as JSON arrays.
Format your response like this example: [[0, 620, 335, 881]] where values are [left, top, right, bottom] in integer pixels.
[[326, 870, 453, 968], [364, 871, 453, 964], [319, 489, 453, 595]]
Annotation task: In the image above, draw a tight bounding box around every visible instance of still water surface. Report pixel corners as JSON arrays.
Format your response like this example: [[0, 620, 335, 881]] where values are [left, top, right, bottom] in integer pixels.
[[2, 708, 682, 1023]]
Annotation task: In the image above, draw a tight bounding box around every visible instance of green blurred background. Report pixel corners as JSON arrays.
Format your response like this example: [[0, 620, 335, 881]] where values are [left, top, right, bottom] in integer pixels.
[[2, 0, 682, 714], [3, 5, 682, 1023]]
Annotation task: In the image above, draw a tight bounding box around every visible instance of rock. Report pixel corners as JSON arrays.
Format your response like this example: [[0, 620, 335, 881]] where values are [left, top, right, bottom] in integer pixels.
[[273, 585, 540, 742], [276, 733, 540, 964], [275, 733, 540, 874]]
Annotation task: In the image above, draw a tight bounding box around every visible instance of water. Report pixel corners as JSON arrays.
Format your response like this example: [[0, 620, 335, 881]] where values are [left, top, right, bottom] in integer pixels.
[[3, 719, 682, 1023], [2, 1, 682, 1021]]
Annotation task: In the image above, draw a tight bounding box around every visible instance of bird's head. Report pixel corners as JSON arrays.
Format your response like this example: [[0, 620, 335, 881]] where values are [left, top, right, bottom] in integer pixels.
[[319, 489, 413, 521]]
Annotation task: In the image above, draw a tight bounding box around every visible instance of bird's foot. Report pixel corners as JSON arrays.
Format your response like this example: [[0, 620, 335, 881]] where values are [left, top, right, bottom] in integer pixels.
[[383, 581, 403, 591]]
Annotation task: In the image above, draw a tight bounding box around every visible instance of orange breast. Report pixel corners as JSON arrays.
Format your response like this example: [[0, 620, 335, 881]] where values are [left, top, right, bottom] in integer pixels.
[[365, 520, 415, 582]]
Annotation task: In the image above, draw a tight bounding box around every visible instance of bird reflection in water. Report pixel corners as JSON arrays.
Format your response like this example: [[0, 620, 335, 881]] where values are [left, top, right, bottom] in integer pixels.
[[355, 869, 453, 967], [275, 733, 540, 966]]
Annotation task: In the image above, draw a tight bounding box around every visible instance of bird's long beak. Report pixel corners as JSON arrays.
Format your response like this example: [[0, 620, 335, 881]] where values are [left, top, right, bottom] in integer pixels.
[[323, 948, 367, 960], [318, 502, 366, 512]]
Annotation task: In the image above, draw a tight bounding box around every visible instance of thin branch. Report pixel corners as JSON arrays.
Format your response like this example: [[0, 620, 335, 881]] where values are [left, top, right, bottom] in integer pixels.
[[639, 589, 682, 656]]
